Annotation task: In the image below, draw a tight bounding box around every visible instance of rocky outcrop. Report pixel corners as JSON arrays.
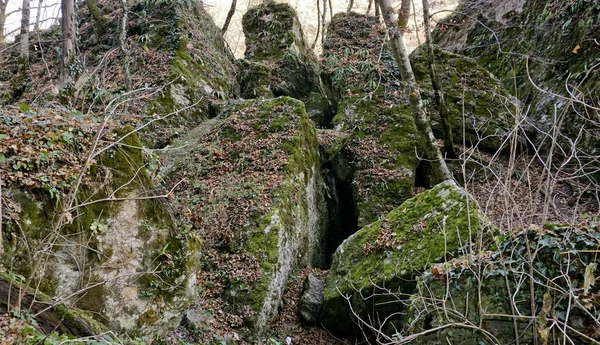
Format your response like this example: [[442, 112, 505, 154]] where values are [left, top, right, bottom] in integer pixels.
[[129, 0, 237, 147], [410, 46, 516, 152], [160, 97, 327, 336], [2, 123, 198, 338], [320, 181, 492, 335], [299, 274, 325, 324], [0, 273, 108, 337], [240, 3, 330, 125], [433, 0, 599, 165]]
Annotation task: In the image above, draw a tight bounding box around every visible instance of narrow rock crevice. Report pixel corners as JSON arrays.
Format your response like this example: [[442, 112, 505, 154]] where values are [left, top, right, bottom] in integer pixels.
[[321, 161, 359, 267]]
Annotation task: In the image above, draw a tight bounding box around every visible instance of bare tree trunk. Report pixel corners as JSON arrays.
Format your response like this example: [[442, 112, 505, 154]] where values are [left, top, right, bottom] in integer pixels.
[[375, 1, 380, 17], [399, 0, 410, 29], [60, 0, 75, 88], [15, 0, 31, 93], [321, 0, 327, 45], [423, 0, 455, 156], [367, 0, 373, 15], [311, 0, 321, 50], [0, 0, 7, 42], [328, 0, 333, 22], [221, 0, 236, 34], [20, 0, 31, 63], [34, 0, 44, 31], [376, 0, 452, 182], [119, 0, 131, 89], [347, 0, 355, 13]]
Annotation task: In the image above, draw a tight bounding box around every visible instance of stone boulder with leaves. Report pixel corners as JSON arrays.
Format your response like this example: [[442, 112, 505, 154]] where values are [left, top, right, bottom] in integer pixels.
[[321, 12, 422, 228], [158, 96, 328, 339], [433, 0, 600, 169], [0, 105, 198, 338], [320, 181, 493, 335]]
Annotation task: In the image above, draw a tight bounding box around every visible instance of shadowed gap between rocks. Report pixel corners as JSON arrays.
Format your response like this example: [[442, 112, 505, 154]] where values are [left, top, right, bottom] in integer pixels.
[[321, 162, 359, 268]]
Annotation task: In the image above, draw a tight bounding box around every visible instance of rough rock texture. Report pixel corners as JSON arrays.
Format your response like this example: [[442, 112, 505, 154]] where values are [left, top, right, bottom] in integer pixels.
[[321, 12, 422, 228], [160, 97, 327, 336], [299, 274, 325, 324], [240, 2, 330, 124], [181, 309, 214, 333], [407, 224, 600, 344], [433, 0, 599, 166], [132, 0, 237, 147], [0, 273, 108, 337], [410, 46, 515, 152], [320, 181, 492, 335], [3, 128, 198, 338]]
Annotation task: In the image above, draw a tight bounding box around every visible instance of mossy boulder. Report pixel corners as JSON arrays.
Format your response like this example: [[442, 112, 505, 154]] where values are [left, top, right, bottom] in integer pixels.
[[406, 223, 600, 344], [410, 46, 515, 152], [127, 0, 236, 147], [160, 97, 327, 336], [322, 12, 422, 227], [2, 128, 198, 339], [237, 59, 274, 99], [241, 2, 329, 123], [433, 0, 599, 167], [320, 181, 492, 335]]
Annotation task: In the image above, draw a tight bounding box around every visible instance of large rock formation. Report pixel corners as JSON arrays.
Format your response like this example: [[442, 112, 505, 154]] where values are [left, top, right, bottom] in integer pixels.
[[320, 181, 492, 335], [159, 97, 327, 337], [2, 116, 198, 337], [321, 12, 422, 229], [433, 0, 599, 171], [410, 46, 516, 152], [320, 12, 516, 232], [239, 2, 331, 126]]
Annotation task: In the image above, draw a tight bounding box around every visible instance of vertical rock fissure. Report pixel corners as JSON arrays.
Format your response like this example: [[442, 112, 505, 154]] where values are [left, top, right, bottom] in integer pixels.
[[321, 162, 359, 268]]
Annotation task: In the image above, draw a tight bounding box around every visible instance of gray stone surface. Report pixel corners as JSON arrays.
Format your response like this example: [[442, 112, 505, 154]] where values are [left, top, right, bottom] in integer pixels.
[[299, 274, 325, 323]]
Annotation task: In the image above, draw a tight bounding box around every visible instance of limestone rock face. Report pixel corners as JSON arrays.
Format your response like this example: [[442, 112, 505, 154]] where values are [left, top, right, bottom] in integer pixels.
[[181, 309, 215, 333], [127, 0, 237, 147], [433, 0, 599, 163], [160, 97, 327, 335], [4, 128, 198, 339], [410, 46, 515, 152], [320, 181, 492, 335], [240, 2, 328, 123]]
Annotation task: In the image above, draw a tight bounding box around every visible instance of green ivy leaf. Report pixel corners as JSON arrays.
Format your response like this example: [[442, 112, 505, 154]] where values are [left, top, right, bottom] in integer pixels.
[[61, 131, 74, 144]]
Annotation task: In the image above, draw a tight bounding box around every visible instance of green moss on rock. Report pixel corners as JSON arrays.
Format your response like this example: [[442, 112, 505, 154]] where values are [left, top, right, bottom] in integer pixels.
[[434, 0, 599, 167], [405, 223, 600, 344], [241, 2, 323, 106], [161, 96, 326, 335], [322, 12, 423, 227], [410, 46, 515, 152], [139, 0, 236, 147], [320, 181, 492, 335]]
